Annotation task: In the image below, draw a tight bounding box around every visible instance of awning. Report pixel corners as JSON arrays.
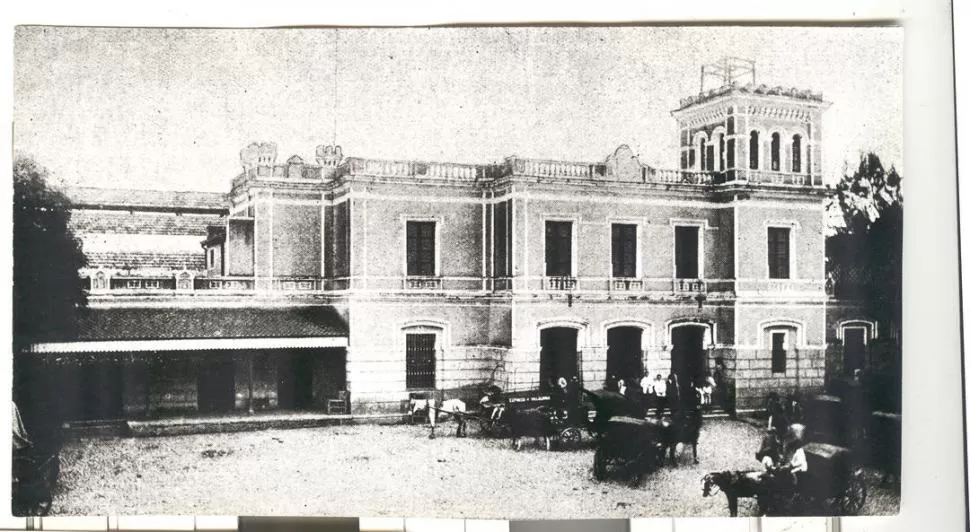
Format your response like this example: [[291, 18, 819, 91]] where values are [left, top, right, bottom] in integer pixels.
[[28, 306, 348, 354]]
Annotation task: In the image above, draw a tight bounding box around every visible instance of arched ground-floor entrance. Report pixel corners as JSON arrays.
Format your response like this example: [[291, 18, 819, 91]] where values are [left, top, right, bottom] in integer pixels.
[[670, 324, 708, 389], [606, 326, 643, 387], [539, 327, 579, 392]]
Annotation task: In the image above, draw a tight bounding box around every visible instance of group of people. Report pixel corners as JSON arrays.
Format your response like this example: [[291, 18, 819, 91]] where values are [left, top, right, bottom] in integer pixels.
[[607, 361, 725, 418], [755, 420, 809, 492]]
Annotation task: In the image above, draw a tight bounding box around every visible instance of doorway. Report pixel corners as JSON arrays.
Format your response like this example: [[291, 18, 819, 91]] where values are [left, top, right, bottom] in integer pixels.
[[606, 327, 643, 385], [539, 327, 579, 391], [197, 355, 236, 414], [843, 328, 866, 375], [670, 325, 708, 388], [278, 350, 315, 410]]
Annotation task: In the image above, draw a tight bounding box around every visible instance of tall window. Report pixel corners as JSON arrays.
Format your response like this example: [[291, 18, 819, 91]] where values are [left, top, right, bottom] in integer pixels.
[[792, 135, 802, 173], [405, 333, 436, 390], [698, 139, 707, 170], [767, 227, 791, 279], [726, 139, 735, 170], [406, 221, 436, 276], [749, 131, 760, 169], [611, 224, 637, 278], [545, 221, 573, 276], [770, 133, 781, 171], [493, 201, 511, 277], [771, 331, 787, 373], [706, 142, 715, 172], [674, 226, 700, 279], [718, 135, 726, 170]]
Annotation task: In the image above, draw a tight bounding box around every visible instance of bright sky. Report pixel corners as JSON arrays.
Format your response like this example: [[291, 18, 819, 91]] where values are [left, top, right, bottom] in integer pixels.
[[13, 26, 903, 193]]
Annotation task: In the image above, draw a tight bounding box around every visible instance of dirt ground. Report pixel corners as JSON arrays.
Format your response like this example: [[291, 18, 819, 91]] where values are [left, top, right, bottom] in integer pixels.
[[51, 419, 899, 519]]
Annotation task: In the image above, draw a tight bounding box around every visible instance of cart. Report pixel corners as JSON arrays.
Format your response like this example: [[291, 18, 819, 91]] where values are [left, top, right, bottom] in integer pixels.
[[592, 416, 665, 486], [759, 442, 868, 516]]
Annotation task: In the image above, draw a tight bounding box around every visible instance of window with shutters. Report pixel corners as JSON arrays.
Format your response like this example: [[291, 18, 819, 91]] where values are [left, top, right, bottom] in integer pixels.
[[493, 201, 511, 277], [611, 224, 637, 278], [771, 331, 787, 374], [792, 135, 803, 173], [749, 131, 760, 169], [674, 226, 700, 279], [767, 227, 791, 279], [406, 221, 436, 276], [405, 333, 436, 390], [545, 221, 573, 277], [771, 133, 781, 171]]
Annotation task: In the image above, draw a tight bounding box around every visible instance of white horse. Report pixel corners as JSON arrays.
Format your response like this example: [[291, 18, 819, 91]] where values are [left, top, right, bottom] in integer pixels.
[[411, 397, 467, 439]]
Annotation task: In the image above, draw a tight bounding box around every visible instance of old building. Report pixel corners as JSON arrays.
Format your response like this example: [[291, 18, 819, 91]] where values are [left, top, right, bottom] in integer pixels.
[[27, 64, 894, 423]]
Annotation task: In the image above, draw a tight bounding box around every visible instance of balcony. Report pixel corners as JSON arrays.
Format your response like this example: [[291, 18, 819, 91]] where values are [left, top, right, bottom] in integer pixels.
[[673, 278, 707, 294], [272, 278, 322, 291], [197, 277, 256, 291], [610, 278, 644, 292], [544, 276, 577, 291], [404, 276, 443, 290], [746, 169, 820, 187]]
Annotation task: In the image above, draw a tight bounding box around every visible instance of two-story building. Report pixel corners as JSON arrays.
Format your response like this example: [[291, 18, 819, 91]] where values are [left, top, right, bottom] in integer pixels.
[[26, 65, 892, 424]]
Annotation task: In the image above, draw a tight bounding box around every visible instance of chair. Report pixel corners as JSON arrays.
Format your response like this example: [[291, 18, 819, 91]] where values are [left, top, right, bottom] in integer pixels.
[[408, 391, 433, 425], [327, 391, 349, 415]]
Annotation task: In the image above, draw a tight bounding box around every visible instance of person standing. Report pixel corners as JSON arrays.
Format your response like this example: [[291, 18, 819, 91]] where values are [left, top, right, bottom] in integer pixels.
[[666, 373, 682, 416], [653, 374, 668, 417], [640, 372, 655, 414]]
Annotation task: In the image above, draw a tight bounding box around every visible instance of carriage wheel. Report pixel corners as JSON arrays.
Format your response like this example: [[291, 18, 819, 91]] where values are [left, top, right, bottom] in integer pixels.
[[838, 475, 868, 515], [593, 448, 610, 481], [559, 428, 582, 450]]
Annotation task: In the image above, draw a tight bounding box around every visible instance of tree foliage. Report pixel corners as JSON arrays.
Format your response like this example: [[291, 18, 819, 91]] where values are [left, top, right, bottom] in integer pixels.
[[13, 157, 87, 347], [825, 153, 903, 339], [13, 157, 87, 443]]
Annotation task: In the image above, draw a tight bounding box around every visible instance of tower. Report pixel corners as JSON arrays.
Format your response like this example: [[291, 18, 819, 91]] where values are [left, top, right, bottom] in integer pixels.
[[671, 58, 831, 186]]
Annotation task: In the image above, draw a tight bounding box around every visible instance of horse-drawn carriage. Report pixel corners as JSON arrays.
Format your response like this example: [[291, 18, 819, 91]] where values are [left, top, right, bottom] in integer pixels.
[[592, 416, 666, 486], [412, 385, 591, 451], [703, 429, 867, 516], [759, 442, 868, 516]]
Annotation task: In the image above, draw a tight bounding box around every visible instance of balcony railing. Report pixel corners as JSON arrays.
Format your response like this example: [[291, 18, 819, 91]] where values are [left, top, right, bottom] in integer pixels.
[[197, 278, 256, 291], [404, 276, 443, 290], [610, 278, 644, 292], [746, 169, 818, 187], [673, 278, 707, 293], [544, 276, 577, 291], [272, 278, 322, 291]]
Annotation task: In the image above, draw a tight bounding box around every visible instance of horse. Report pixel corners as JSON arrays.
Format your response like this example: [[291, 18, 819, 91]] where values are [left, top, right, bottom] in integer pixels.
[[411, 397, 467, 439], [505, 405, 558, 450], [653, 409, 703, 465], [702, 470, 769, 517]]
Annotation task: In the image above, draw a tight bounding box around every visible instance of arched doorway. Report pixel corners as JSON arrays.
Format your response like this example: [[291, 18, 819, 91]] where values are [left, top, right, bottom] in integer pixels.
[[670, 324, 708, 389], [539, 327, 579, 392], [606, 327, 643, 386]]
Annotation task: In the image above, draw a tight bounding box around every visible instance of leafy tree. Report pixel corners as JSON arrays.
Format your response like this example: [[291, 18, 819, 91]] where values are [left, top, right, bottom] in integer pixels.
[[13, 156, 87, 445], [825, 154, 902, 410]]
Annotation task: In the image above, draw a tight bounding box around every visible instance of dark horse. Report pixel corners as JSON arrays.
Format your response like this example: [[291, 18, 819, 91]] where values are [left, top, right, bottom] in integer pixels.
[[655, 409, 703, 465], [702, 470, 770, 517]]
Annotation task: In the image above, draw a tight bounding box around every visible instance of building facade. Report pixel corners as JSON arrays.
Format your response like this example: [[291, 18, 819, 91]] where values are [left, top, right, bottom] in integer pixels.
[[28, 72, 893, 423]]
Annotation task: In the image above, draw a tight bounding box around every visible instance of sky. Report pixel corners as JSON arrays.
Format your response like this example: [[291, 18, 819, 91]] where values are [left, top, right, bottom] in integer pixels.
[[13, 26, 903, 193]]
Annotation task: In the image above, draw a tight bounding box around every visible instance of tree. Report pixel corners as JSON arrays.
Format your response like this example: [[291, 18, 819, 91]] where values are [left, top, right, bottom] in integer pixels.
[[825, 154, 902, 410], [13, 156, 87, 444]]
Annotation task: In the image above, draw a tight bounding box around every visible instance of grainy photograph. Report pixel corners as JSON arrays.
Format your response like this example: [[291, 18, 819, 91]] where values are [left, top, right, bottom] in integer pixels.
[[12, 25, 902, 518]]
